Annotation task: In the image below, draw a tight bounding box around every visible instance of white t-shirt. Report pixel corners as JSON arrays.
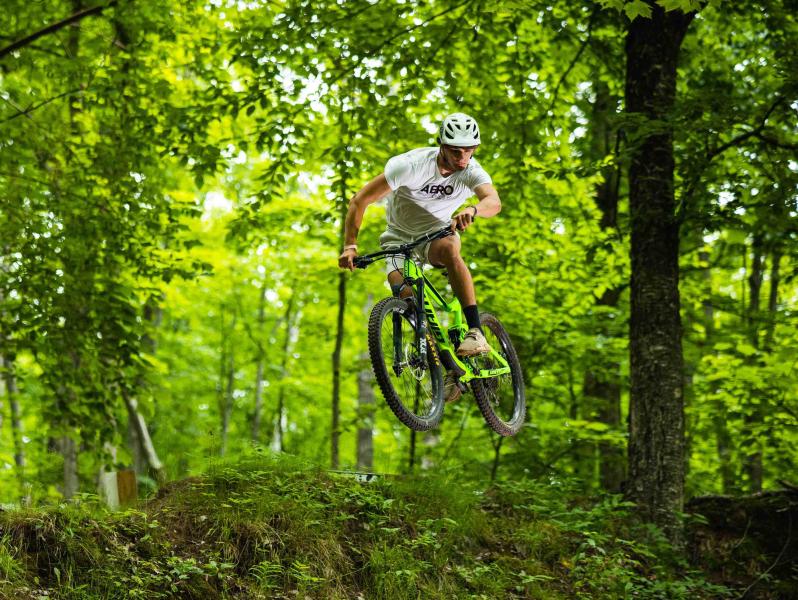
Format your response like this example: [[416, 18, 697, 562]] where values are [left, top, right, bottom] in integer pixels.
[[383, 147, 492, 237]]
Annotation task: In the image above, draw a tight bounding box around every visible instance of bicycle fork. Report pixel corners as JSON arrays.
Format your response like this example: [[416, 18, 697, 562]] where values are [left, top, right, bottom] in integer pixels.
[[391, 277, 427, 376]]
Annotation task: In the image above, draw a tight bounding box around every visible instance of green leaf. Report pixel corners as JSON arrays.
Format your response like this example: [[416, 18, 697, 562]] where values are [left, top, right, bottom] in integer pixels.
[[658, 0, 686, 10], [625, 0, 653, 20], [597, 0, 625, 9], [737, 344, 758, 357]]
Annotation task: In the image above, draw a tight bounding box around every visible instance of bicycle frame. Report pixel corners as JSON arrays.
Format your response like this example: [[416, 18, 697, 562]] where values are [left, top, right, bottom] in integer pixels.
[[401, 258, 510, 384], [354, 226, 511, 383]]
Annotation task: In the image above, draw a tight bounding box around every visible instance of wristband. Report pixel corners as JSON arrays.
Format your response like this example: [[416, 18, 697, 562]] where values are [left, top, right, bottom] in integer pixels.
[[470, 206, 478, 218], [342, 244, 357, 252]]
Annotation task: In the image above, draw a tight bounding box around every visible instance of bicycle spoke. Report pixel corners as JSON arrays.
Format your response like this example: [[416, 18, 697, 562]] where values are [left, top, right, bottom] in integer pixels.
[[369, 297, 444, 431], [470, 313, 526, 436]]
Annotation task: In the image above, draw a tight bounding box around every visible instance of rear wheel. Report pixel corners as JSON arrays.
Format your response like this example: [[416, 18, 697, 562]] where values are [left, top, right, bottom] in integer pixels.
[[470, 313, 526, 436], [368, 297, 444, 431]]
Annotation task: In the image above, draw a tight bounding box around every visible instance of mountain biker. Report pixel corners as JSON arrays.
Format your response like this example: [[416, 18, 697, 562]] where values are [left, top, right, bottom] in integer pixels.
[[338, 112, 502, 402]]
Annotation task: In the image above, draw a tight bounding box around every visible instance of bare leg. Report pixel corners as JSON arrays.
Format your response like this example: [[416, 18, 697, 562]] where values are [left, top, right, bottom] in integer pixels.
[[428, 235, 488, 358], [427, 235, 476, 307], [387, 270, 413, 299]]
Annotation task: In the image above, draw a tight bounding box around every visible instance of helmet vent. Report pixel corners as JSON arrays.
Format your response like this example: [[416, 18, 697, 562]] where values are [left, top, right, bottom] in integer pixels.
[[439, 112, 481, 147]]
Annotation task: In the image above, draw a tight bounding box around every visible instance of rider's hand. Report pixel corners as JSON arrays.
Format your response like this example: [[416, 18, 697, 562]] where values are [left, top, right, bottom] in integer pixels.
[[338, 248, 358, 271], [452, 206, 477, 232]]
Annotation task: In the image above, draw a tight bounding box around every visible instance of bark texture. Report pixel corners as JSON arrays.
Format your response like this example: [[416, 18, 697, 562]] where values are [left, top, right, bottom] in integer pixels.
[[625, 3, 693, 544], [123, 392, 166, 484], [745, 237, 765, 492]]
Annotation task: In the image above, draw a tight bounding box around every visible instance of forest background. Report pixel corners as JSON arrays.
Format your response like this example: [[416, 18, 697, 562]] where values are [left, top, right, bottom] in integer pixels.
[[0, 0, 796, 545]]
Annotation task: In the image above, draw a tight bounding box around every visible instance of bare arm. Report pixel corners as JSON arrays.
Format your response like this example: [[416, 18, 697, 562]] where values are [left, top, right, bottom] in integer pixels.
[[339, 173, 392, 270], [452, 183, 502, 231]]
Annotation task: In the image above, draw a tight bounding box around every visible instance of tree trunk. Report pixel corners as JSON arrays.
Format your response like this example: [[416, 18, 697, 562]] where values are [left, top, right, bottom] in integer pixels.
[[745, 237, 765, 491], [625, 3, 693, 544], [408, 427, 417, 471], [490, 437, 504, 481], [272, 290, 298, 454], [568, 360, 595, 484], [355, 368, 374, 469], [408, 381, 422, 471], [585, 365, 624, 490], [252, 284, 267, 442], [58, 436, 79, 499], [218, 305, 237, 456], [0, 271, 26, 489], [700, 251, 735, 493], [763, 249, 781, 351], [747, 236, 764, 346], [123, 392, 166, 484], [331, 207, 347, 469], [0, 354, 28, 502], [421, 431, 440, 471], [356, 295, 375, 470], [221, 332, 236, 456], [0, 363, 4, 434], [7, 370, 26, 472], [583, 79, 624, 492], [55, 0, 85, 502], [127, 413, 147, 476]]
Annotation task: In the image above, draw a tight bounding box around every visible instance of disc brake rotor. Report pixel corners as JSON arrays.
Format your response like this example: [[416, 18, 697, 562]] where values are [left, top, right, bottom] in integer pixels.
[[403, 344, 427, 381]]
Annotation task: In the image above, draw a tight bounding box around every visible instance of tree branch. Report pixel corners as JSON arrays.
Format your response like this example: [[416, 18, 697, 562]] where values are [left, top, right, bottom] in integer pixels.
[[411, 20, 459, 80], [323, 0, 473, 92], [778, 480, 798, 492], [330, 0, 382, 25], [705, 97, 785, 161], [370, 0, 473, 52], [546, 7, 600, 117], [0, 1, 117, 60], [753, 131, 798, 151], [0, 88, 80, 124], [734, 512, 792, 600], [677, 96, 788, 223]]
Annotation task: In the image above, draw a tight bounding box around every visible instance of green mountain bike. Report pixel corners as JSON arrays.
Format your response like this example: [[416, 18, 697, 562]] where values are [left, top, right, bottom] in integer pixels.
[[353, 226, 526, 436]]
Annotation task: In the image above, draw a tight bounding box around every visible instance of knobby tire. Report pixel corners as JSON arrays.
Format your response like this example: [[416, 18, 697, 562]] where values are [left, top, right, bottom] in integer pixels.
[[470, 313, 526, 436], [368, 297, 444, 431]]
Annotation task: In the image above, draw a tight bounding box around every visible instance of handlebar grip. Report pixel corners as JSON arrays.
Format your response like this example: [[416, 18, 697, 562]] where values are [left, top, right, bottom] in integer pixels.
[[353, 257, 370, 269]]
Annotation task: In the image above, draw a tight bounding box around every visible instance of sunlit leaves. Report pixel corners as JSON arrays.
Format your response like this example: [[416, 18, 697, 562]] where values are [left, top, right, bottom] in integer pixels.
[[0, 0, 796, 500]]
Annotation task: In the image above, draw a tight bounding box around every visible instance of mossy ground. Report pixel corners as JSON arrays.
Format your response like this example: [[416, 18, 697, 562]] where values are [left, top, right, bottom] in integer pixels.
[[0, 455, 764, 599]]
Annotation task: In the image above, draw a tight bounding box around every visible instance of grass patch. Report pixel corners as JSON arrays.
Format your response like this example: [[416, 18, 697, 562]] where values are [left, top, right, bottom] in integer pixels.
[[0, 454, 736, 599]]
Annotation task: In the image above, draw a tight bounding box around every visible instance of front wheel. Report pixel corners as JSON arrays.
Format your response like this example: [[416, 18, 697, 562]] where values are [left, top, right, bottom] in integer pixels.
[[470, 313, 526, 436], [368, 297, 444, 431]]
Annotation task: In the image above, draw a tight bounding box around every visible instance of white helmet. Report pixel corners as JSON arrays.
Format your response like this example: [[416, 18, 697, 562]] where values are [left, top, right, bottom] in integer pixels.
[[438, 112, 481, 147]]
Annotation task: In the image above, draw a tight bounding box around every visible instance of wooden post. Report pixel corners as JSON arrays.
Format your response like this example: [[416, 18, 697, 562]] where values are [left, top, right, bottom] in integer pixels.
[[99, 469, 138, 509]]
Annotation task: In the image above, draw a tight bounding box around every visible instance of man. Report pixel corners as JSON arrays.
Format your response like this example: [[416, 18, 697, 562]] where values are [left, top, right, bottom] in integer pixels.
[[338, 112, 501, 402]]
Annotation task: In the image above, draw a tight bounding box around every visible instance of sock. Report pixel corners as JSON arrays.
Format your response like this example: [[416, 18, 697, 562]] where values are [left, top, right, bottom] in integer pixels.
[[463, 304, 482, 331]]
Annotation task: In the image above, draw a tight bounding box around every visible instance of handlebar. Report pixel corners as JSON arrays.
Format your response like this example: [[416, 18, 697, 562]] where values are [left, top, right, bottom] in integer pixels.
[[352, 226, 456, 269]]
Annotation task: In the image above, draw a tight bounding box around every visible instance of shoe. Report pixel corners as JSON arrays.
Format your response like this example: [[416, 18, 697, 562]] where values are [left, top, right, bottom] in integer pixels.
[[456, 328, 491, 357], [444, 371, 462, 404]]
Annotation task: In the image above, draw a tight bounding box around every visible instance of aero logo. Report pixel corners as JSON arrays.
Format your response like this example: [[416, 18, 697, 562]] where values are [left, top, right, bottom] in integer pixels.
[[420, 184, 454, 195]]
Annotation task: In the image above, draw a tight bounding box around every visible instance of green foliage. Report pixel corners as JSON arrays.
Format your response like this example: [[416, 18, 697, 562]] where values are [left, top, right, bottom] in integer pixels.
[[596, 0, 719, 19], [0, 455, 737, 599], [0, 0, 795, 543]]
